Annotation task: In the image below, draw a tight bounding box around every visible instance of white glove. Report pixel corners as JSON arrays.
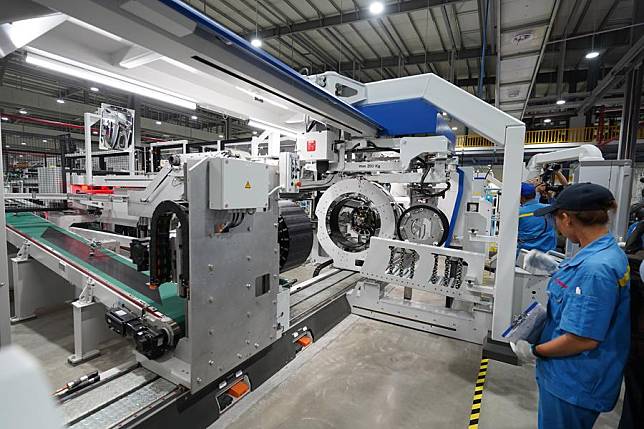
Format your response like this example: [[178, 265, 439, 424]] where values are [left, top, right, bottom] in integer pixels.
[[510, 340, 537, 364], [523, 249, 560, 274]]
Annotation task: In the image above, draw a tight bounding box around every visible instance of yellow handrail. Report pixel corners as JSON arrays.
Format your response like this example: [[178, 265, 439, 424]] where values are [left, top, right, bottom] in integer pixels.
[[456, 126, 641, 148]]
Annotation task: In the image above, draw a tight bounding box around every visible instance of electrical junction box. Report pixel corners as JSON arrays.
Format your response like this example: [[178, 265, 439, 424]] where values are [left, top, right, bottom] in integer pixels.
[[296, 130, 339, 162], [279, 152, 301, 193], [209, 158, 269, 210]]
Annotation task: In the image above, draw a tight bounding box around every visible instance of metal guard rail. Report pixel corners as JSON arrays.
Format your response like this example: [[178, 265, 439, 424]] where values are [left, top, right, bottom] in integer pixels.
[[456, 126, 644, 148]]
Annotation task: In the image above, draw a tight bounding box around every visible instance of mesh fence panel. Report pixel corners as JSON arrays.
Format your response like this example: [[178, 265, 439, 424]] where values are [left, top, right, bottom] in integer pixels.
[[2, 131, 68, 212]]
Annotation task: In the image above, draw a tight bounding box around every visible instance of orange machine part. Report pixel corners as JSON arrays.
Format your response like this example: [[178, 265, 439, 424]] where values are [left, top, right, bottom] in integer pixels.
[[227, 381, 250, 398], [296, 336, 312, 347]]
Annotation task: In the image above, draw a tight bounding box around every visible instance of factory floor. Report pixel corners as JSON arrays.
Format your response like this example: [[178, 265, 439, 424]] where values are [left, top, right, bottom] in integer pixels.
[[10, 304, 133, 390], [10, 289, 623, 428], [214, 315, 623, 429]]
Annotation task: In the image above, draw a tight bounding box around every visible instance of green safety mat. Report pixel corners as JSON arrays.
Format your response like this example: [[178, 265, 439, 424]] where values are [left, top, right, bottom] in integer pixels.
[[6, 213, 185, 326]]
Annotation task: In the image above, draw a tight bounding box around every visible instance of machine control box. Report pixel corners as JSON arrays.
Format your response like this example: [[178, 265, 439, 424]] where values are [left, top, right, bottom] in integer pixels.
[[209, 158, 269, 210], [279, 152, 301, 193], [296, 130, 339, 162]]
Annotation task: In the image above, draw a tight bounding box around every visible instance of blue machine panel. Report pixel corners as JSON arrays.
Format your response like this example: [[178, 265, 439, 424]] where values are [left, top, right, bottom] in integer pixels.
[[356, 98, 455, 143]]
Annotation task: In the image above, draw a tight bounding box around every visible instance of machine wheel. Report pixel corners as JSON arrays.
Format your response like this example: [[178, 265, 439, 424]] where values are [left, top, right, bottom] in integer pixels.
[[396, 205, 450, 246]]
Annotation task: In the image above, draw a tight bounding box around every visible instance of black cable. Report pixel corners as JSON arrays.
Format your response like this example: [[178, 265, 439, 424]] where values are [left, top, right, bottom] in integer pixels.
[[313, 259, 334, 277], [417, 180, 451, 198], [366, 140, 400, 153]]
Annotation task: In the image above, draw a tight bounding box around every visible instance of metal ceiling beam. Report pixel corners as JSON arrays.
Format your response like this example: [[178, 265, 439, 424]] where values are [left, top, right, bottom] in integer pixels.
[[571, 0, 591, 35], [598, 0, 621, 30], [254, 0, 466, 39], [336, 46, 489, 71], [406, 12, 439, 74], [347, 23, 395, 79], [520, 0, 562, 118], [250, 0, 342, 73], [577, 33, 644, 114], [0, 86, 221, 141]]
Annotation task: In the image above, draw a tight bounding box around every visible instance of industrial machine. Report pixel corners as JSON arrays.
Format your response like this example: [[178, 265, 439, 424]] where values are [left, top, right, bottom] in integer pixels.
[[0, 1, 585, 427]]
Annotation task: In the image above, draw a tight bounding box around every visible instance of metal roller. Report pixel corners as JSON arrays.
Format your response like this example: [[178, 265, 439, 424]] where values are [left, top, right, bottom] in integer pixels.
[[315, 178, 397, 271], [278, 201, 313, 272]]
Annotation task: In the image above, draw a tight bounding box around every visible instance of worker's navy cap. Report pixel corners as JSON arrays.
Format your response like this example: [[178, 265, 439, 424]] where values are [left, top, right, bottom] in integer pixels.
[[534, 183, 615, 216], [521, 182, 536, 197]]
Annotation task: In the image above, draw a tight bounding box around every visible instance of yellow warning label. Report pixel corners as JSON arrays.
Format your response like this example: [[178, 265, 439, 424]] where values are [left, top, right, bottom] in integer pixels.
[[244, 181, 252, 189]]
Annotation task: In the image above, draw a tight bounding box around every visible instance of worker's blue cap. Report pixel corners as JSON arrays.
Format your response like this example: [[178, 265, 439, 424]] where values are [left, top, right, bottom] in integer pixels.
[[534, 183, 615, 216], [521, 182, 536, 197]]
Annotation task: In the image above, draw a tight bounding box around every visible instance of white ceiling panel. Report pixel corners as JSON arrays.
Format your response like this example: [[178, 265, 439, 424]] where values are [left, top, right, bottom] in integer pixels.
[[501, 0, 556, 28], [498, 56, 539, 83], [499, 83, 531, 103], [500, 25, 547, 57]]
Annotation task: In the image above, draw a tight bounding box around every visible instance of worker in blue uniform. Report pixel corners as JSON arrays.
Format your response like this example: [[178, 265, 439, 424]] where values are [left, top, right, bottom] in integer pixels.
[[625, 204, 644, 252], [518, 182, 557, 253], [512, 183, 631, 429]]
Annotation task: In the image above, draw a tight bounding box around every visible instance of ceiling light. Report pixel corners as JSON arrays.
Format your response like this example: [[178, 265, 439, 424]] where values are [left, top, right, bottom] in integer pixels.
[[21, 142, 27, 145], [251, 38, 262, 48], [42, 139, 47, 143], [369, 1, 385, 15], [248, 118, 298, 138], [252, 131, 258, 135], [90, 86, 99, 92], [67, 17, 122, 42], [25, 48, 197, 110], [543, 118, 552, 123], [556, 99, 566, 105], [585, 51, 600, 59], [155, 120, 162, 125], [56, 98, 65, 104], [19, 109, 27, 114], [92, 131, 98, 135], [218, 134, 224, 138], [1, 116, 8, 121], [190, 115, 198, 120], [451, 127, 458, 131]]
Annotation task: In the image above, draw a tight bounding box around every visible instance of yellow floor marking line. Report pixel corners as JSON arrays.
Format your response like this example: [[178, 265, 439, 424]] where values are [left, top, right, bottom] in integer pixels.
[[468, 358, 489, 429]]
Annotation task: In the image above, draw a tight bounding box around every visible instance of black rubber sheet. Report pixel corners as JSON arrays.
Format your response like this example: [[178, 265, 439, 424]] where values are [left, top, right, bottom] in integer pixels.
[[42, 227, 161, 304]]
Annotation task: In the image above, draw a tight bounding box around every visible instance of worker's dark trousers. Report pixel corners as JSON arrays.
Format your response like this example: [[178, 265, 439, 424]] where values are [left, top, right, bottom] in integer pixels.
[[618, 362, 643, 429], [620, 256, 644, 429]]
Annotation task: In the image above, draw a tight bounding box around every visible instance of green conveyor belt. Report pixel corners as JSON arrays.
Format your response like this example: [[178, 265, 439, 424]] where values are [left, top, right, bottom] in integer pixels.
[[5, 213, 185, 326]]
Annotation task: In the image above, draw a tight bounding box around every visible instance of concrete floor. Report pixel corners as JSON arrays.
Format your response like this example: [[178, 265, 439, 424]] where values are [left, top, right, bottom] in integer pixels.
[[8, 269, 623, 428], [216, 316, 623, 429], [10, 306, 133, 389]]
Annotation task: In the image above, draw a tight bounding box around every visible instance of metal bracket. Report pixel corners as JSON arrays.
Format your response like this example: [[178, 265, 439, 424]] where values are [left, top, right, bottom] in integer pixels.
[[78, 278, 95, 305], [15, 241, 30, 262]]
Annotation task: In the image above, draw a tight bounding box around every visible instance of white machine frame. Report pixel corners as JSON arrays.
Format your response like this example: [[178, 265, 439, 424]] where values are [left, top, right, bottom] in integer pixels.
[[311, 73, 526, 342]]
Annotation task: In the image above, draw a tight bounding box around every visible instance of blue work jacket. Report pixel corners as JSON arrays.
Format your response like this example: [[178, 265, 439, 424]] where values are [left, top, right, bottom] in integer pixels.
[[536, 233, 631, 412], [518, 198, 557, 253]]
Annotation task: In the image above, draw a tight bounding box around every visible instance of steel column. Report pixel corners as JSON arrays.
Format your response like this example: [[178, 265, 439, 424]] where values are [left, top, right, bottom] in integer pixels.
[[0, 120, 9, 347], [618, 63, 643, 161]]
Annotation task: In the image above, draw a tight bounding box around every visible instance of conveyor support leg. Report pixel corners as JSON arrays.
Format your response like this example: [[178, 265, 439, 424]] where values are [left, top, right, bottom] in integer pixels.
[[10, 257, 73, 323], [68, 300, 112, 365]]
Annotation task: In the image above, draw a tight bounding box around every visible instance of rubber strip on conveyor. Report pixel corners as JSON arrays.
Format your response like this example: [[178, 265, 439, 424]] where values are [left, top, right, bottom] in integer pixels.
[[42, 227, 161, 303]]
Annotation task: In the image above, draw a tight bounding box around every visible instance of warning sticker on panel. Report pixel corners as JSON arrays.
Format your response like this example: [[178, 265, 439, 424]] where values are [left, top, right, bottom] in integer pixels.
[[244, 181, 252, 189]]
